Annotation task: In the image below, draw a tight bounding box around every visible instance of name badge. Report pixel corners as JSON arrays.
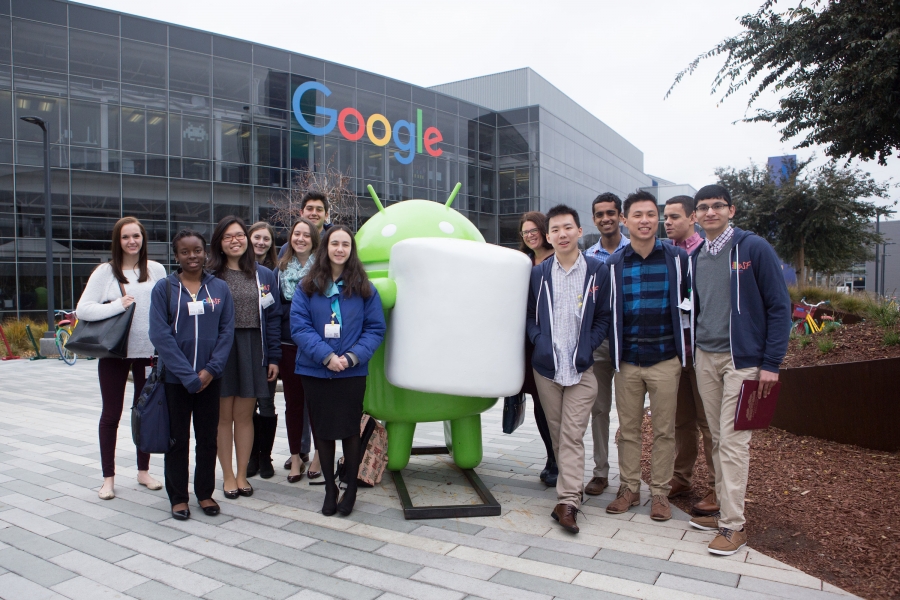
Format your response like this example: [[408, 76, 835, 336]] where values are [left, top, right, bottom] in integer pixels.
[[678, 298, 693, 312], [324, 323, 341, 339], [681, 313, 691, 330], [187, 300, 205, 316], [260, 293, 275, 309]]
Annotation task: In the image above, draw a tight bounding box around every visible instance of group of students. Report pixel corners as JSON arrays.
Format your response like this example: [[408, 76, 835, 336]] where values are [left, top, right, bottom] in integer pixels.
[[77, 192, 385, 521], [517, 185, 790, 557]]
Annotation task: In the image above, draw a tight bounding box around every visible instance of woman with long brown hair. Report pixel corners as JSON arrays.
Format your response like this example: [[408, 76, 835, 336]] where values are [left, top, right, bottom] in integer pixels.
[[208, 216, 282, 499], [77, 216, 167, 499], [290, 226, 385, 516], [274, 217, 319, 483], [248, 221, 278, 270], [517, 211, 558, 486]]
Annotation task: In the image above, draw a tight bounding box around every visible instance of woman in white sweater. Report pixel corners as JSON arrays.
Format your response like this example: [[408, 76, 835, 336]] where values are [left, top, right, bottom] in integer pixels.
[[76, 217, 167, 500]]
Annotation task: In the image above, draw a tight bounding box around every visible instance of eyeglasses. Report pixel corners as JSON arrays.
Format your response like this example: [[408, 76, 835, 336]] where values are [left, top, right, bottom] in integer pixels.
[[695, 203, 730, 213], [521, 228, 540, 238], [222, 233, 246, 242]]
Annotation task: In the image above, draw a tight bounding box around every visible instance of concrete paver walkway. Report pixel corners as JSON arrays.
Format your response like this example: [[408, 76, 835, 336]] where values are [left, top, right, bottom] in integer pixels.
[[0, 360, 856, 600]]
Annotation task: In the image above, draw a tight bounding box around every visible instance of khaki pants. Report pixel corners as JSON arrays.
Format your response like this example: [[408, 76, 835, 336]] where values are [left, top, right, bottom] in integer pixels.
[[590, 340, 615, 479], [533, 368, 598, 507], [673, 365, 716, 487], [695, 348, 759, 530], [614, 357, 681, 497]]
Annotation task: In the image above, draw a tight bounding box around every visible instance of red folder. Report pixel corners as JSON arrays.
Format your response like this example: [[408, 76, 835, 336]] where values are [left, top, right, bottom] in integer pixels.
[[734, 380, 781, 430]]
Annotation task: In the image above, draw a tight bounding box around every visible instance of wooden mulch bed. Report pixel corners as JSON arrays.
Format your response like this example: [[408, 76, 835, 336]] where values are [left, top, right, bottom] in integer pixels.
[[782, 320, 900, 368], [640, 414, 900, 599]]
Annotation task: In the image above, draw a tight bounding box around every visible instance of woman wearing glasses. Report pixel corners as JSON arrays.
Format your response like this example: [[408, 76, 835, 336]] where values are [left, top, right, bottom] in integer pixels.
[[517, 212, 558, 486], [208, 216, 282, 499]]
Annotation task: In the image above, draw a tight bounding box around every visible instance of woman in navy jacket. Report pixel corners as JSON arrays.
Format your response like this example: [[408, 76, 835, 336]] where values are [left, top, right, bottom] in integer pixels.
[[208, 216, 282, 500], [291, 225, 385, 517], [149, 229, 235, 521]]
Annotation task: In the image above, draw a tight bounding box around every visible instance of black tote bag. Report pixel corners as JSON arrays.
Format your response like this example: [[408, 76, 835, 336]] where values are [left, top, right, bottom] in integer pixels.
[[66, 280, 135, 359], [502, 392, 526, 434]]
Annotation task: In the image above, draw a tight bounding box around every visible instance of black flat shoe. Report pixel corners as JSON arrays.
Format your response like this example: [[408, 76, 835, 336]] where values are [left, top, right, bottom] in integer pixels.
[[199, 500, 220, 516], [307, 470, 321, 480], [238, 484, 253, 497], [172, 507, 191, 520], [322, 483, 338, 516], [337, 487, 357, 516], [223, 488, 239, 499], [287, 473, 304, 483]]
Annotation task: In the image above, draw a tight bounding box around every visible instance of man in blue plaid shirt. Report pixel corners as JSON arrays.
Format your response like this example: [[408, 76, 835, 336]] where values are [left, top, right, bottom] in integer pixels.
[[605, 191, 691, 522]]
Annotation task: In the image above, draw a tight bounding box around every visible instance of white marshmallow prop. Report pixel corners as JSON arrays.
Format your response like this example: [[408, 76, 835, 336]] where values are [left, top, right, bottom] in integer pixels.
[[384, 237, 532, 397]]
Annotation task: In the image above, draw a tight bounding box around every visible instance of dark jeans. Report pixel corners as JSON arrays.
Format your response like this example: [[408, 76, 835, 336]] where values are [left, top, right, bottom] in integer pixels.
[[98, 357, 152, 478], [279, 344, 306, 455], [164, 379, 221, 506]]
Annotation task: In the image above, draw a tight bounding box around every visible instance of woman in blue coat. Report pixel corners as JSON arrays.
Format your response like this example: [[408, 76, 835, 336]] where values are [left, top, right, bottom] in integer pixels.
[[291, 225, 385, 517], [208, 216, 282, 500]]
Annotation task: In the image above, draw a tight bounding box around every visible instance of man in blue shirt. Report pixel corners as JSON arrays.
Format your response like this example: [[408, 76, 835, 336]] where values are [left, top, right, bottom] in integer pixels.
[[606, 191, 690, 522], [582, 193, 629, 498]]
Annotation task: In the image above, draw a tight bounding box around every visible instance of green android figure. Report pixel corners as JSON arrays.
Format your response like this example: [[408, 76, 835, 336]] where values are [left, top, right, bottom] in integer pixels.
[[356, 183, 497, 471]]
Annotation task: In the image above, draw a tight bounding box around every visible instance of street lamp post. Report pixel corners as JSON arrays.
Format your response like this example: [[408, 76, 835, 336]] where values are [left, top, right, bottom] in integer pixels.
[[20, 116, 54, 339]]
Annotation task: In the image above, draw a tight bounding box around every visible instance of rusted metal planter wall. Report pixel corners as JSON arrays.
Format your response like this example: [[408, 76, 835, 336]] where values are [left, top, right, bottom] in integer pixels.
[[772, 357, 900, 452]]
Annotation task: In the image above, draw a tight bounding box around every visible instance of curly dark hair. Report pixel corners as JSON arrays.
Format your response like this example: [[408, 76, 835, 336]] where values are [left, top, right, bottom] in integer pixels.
[[301, 225, 372, 299]]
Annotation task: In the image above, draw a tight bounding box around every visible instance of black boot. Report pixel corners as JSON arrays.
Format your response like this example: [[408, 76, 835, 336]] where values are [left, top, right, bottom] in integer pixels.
[[258, 415, 278, 479], [246, 411, 260, 478]]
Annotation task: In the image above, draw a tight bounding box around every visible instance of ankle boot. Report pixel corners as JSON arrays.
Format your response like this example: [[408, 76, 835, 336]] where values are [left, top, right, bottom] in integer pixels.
[[246, 411, 261, 478], [322, 482, 339, 516], [258, 415, 278, 479], [337, 483, 358, 516]]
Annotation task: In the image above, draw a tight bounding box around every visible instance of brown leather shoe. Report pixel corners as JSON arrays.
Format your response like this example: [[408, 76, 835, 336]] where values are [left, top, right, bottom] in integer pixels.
[[584, 477, 608, 496], [708, 527, 747, 556], [551, 503, 579, 533], [606, 486, 640, 514], [668, 479, 691, 498], [650, 495, 672, 521], [693, 490, 720, 515]]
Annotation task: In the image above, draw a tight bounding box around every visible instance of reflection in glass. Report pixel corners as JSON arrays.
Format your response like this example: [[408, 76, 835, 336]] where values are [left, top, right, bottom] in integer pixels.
[[15, 93, 67, 143], [0, 91, 12, 140], [215, 120, 250, 164], [69, 30, 119, 81], [15, 167, 69, 216], [169, 179, 211, 222], [253, 67, 288, 110], [70, 101, 118, 149], [213, 57, 251, 102], [123, 174, 167, 220], [169, 49, 211, 96], [71, 171, 120, 218], [213, 183, 251, 223], [12, 20, 67, 73], [121, 40, 166, 88]]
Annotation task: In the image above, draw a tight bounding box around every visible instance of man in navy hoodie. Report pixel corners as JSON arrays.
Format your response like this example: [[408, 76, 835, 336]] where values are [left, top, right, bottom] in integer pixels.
[[687, 184, 790, 556], [606, 191, 691, 522], [527, 204, 611, 534]]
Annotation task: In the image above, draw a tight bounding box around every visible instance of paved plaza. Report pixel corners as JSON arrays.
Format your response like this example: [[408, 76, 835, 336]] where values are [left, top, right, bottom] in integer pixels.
[[0, 359, 855, 600]]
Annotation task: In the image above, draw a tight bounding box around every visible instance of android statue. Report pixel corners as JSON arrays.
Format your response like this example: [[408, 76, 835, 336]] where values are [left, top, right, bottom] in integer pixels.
[[357, 183, 532, 471]]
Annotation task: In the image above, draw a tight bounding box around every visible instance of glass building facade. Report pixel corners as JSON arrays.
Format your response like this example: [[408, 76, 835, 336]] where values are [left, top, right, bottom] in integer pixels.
[[0, 0, 650, 320]]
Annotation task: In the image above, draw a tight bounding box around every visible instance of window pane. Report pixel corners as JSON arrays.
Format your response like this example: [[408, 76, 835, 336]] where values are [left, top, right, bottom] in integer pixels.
[[213, 57, 250, 102], [70, 101, 118, 149], [147, 111, 166, 154], [0, 16, 11, 66], [69, 30, 119, 81], [13, 67, 66, 96], [71, 147, 120, 172], [254, 125, 285, 168], [15, 93, 67, 143], [169, 48, 211, 96], [0, 90, 11, 139], [253, 67, 288, 110], [71, 171, 120, 218], [169, 179, 210, 222], [213, 182, 250, 223], [498, 169, 515, 200], [123, 174, 166, 220], [181, 116, 210, 159], [12, 19, 67, 73], [121, 39, 166, 88], [15, 166, 69, 217], [72, 216, 119, 241], [69, 76, 119, 104], [216, 120, 250, 163], [0, 163, 12, 212]]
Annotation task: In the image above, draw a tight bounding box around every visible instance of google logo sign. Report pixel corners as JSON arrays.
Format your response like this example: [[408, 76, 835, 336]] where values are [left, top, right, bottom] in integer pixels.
[[292, 81, 443, 165]]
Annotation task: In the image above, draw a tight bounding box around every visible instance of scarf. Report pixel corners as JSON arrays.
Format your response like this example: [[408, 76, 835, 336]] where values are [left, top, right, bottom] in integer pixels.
[[324, 279, 344, 325], [279, 255, 314, 301]]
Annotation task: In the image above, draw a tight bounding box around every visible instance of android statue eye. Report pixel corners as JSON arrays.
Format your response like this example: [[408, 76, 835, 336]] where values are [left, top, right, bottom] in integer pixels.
[[381, 224, 397, 237], [439, 221, 454, 234]]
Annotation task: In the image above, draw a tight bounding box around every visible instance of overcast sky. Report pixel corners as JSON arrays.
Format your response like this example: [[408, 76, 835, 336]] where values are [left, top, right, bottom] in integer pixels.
[[83, 0, 899, 213]]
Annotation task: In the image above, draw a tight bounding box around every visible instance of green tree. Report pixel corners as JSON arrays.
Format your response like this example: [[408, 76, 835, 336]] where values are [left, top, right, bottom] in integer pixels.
[[669, 0, 900, 164], [715, 160, 892, 283]]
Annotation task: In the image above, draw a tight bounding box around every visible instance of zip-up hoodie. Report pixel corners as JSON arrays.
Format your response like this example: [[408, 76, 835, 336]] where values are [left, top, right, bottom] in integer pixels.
[[290, 282, 386, 379], [526, 255, 611, 381], [149, 271, 235, 394], [607, 242, 691, 371], [252, 263, 283, 366], [690, 227, 791, 373]]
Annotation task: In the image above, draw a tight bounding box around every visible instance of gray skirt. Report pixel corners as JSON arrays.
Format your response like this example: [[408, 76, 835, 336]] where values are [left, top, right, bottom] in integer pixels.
[[220, 328, 271, 399]]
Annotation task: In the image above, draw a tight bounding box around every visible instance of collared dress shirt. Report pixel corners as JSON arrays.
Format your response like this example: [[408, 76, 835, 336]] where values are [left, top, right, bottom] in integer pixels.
[[675, 231, 704, 256], [550, 253, 587, 386], [585, 234, 630, 264], [706, 226, 734, 256]]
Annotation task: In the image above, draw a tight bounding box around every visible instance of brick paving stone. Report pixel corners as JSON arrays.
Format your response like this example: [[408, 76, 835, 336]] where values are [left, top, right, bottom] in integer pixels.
[[0, 360, 852, 600]]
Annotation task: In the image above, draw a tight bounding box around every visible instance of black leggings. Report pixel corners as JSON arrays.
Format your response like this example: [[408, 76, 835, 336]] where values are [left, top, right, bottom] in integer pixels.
[[98, 357, 152, 478], [318, 435, 361, 494]]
